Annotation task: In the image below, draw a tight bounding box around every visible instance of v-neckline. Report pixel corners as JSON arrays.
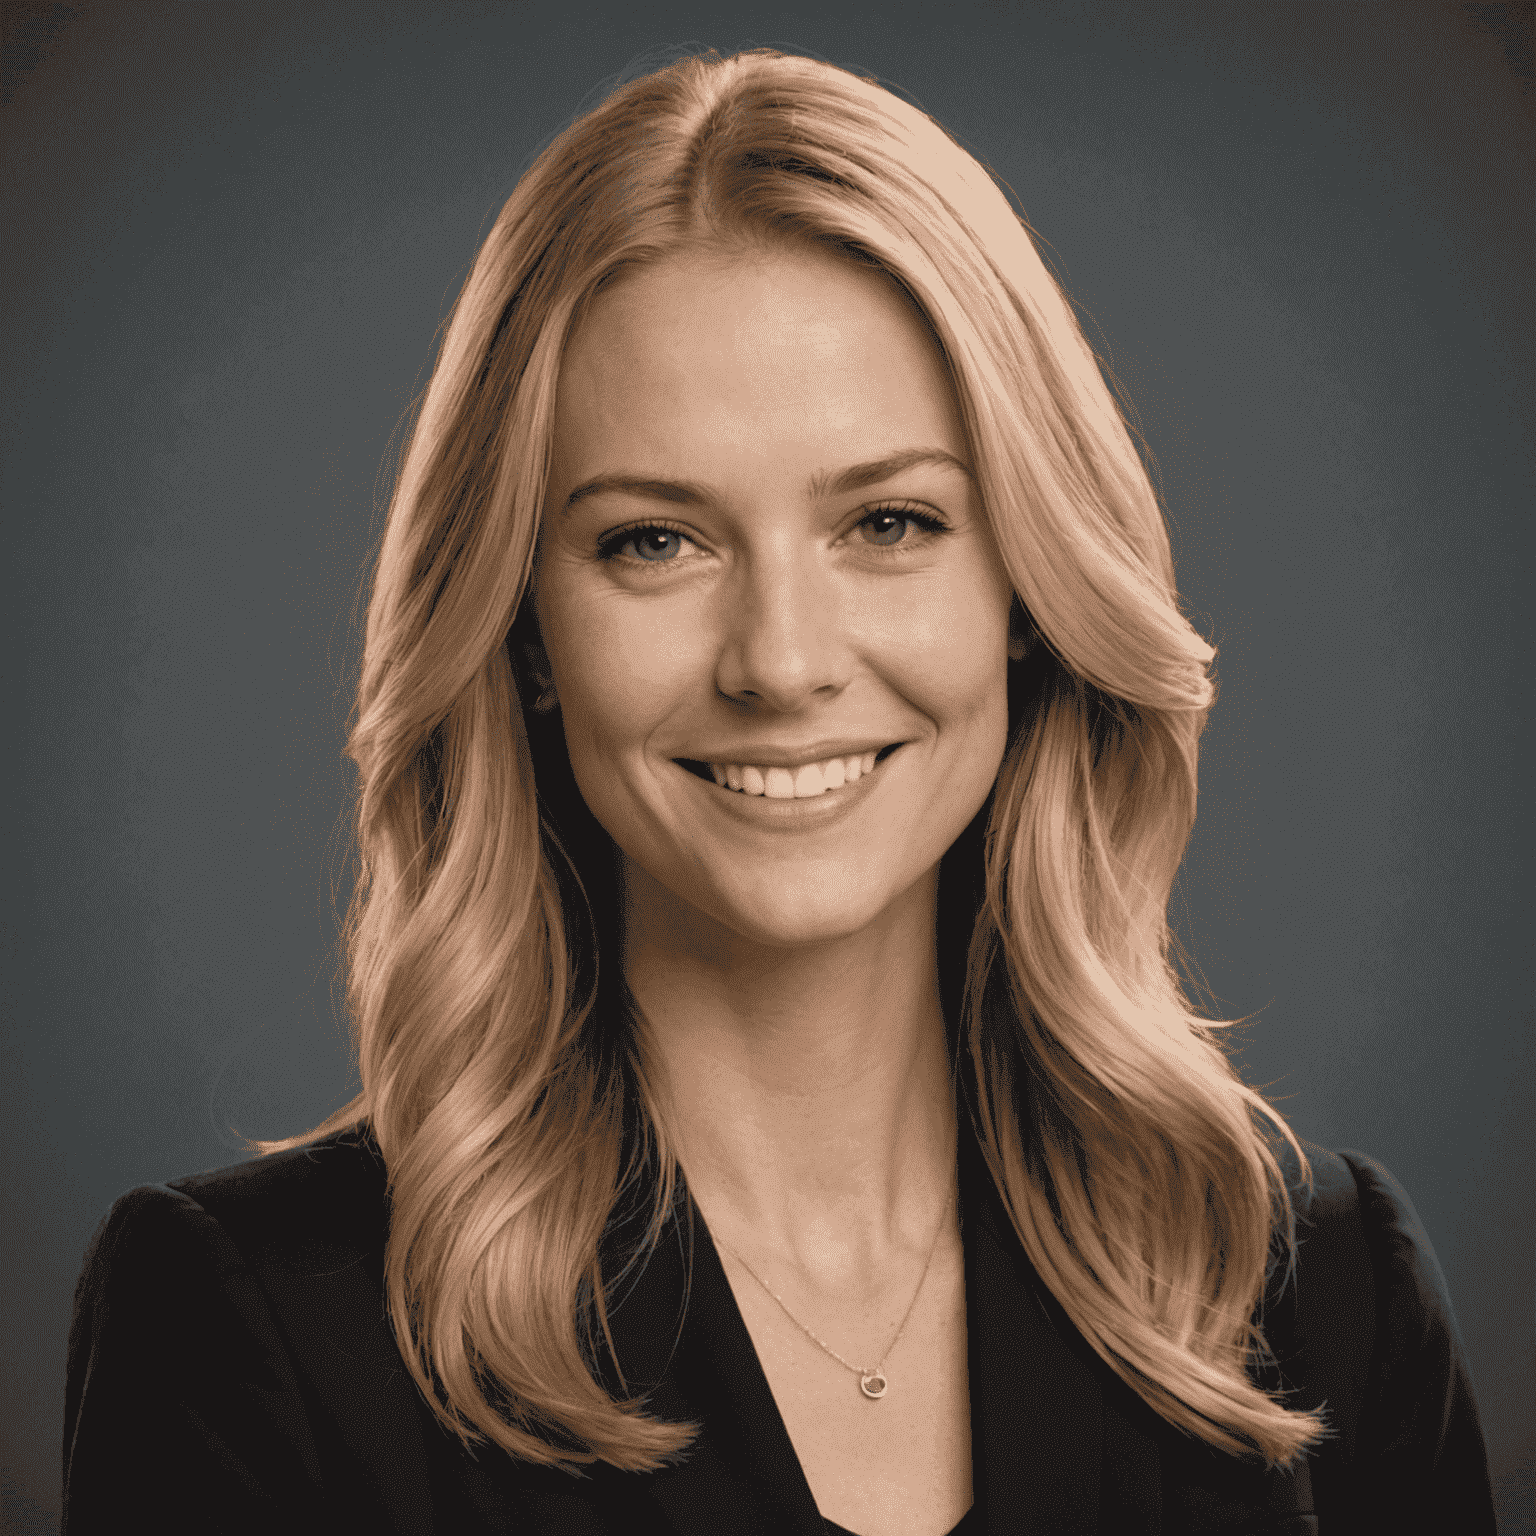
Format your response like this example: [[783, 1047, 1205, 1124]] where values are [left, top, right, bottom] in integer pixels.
[[592, 1109, 1119, 1535], [821, 1499, 980, 1536]]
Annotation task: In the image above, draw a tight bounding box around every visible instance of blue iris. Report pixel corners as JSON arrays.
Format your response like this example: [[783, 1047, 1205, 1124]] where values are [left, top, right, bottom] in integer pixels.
[[632, 528, 685, 561]]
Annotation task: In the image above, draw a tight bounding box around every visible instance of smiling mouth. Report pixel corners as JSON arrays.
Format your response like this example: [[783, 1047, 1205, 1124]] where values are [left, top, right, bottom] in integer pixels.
[[675, 743, 903, 800]]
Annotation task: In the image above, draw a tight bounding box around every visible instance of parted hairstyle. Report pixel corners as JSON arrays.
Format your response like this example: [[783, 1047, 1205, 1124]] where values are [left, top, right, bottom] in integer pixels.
[[256, 46, 1327, 1473]]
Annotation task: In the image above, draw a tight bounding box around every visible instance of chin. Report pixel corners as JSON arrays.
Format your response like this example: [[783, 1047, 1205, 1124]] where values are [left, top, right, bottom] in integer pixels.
[[679, 866, 924, 954], [715, 907, 878, 953]]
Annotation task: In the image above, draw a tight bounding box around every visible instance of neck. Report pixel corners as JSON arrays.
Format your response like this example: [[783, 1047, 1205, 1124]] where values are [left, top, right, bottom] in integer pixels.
[[621, 857, 958, 1276]]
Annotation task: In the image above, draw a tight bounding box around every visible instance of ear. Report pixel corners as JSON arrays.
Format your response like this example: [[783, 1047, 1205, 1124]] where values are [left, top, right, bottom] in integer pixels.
[[1007, 597, 1036, 662], [508, 597, 558, 711], [521, 637, 554, 692]]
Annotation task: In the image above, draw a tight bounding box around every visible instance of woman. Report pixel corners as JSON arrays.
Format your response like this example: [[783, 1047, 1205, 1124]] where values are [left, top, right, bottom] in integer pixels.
[[63, 47, 1494, 1535]]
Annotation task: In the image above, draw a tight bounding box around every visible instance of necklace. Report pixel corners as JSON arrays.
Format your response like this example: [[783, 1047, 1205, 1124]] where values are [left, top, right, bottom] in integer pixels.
[[713, 1192, 954, 1401]]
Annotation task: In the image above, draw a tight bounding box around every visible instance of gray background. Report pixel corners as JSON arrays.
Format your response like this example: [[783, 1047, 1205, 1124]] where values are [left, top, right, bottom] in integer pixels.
[[4, 1, 1531, 1530]]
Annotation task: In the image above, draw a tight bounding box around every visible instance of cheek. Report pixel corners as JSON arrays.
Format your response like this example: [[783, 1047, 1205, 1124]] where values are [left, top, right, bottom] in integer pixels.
[[558, 660, 645, 774], [889, 584, 1011, 736], [933, 642, 1011, 768], [541, 585, 701, 762]]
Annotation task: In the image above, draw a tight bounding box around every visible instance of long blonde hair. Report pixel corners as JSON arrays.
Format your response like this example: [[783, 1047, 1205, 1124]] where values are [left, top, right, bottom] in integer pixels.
[[257, 46, 1326, 1473]]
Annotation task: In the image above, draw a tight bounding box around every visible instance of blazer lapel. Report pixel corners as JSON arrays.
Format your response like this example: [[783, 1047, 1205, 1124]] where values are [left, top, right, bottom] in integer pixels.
[[598, 1198, 834, 1536], [959, 1117, 1119, 1535]]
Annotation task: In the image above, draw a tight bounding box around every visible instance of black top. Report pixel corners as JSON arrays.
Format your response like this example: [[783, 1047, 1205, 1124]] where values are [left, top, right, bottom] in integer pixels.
[[827, 1510, 976, 1536], [63, 1115, 1494, 1533], [827, 1510, 977, 1536]]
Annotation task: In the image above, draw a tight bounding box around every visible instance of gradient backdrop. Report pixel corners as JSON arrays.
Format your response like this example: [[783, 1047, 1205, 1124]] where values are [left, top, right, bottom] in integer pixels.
[[4, 2, 1531, 1531]]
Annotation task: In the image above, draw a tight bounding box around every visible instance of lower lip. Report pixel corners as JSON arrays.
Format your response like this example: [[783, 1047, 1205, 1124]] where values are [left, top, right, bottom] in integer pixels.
[[674, 752, 897, 830]]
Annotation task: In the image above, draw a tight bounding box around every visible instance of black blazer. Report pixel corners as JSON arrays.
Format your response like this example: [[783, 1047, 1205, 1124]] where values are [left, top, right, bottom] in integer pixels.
[[62, 1118, 1494, 1534]]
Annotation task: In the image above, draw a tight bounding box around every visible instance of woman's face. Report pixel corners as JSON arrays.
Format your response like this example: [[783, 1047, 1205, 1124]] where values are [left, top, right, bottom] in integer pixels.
[[534, 243, 1015, 951]]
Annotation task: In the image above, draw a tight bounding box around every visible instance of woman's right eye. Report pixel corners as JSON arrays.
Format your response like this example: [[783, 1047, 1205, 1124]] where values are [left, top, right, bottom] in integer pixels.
[[598, 524, 697, 564]]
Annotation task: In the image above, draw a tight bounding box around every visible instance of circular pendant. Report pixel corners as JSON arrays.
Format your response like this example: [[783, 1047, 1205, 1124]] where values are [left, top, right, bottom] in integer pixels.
[[860, 1373, 888, 1400]]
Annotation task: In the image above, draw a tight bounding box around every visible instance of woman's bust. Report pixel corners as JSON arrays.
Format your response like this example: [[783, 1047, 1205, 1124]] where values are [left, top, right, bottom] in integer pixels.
[[62, 46, 1495, 1536]]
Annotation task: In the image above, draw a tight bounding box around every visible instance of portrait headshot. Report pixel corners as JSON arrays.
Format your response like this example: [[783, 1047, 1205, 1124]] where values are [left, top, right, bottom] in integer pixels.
[[4, 4, 1530, 1534]]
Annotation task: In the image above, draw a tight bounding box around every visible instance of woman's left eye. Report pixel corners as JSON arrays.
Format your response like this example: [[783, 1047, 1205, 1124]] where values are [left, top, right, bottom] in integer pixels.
[[856, 508, 948, 547]]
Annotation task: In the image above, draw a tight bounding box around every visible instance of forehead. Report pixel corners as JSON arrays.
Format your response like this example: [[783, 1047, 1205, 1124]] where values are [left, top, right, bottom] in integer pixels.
[[551, 245, 965, 474]]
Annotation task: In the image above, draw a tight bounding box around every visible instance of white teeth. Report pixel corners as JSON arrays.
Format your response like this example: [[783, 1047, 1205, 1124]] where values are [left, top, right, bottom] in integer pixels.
[[702, 750, 892, 798]]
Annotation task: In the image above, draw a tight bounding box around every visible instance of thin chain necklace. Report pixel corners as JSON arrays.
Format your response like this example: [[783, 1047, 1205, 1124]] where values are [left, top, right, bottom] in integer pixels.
[[712, 1191, 955, 1401]]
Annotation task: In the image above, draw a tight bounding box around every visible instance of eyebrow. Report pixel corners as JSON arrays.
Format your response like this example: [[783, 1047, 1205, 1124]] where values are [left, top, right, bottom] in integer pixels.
[[561, 447, 975, 512]]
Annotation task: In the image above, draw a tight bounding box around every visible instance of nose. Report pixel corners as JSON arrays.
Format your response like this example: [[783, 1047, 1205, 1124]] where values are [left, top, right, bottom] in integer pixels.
[[714, 541, 852, 712]]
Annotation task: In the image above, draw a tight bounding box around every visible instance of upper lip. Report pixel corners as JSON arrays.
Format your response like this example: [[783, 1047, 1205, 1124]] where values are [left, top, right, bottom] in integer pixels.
[[674, 739, 900, 768]]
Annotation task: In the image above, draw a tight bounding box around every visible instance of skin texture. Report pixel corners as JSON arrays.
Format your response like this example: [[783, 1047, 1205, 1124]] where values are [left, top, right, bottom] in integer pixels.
[[533, 243, 1012, 1532]]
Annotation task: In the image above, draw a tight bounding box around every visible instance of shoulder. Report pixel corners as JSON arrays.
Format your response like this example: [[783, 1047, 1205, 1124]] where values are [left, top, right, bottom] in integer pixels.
[[1317, 1147, 1480, 1424], [1279, 1141, 1463, 1342], [65, 1130, 394, 1529], [1327, 1149, 1465, 1346], [1261, 1143, 1460, 1442], [78, 1126, 389, 1301], [166, 1125, 389, 1262], [1272, 1140, 1466, 1354], [1265, 1142, 1494, 1526]]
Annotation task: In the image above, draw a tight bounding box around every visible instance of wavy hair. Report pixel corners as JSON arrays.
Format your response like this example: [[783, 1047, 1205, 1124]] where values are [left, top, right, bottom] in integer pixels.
[[257, 46, 1327, 1472]]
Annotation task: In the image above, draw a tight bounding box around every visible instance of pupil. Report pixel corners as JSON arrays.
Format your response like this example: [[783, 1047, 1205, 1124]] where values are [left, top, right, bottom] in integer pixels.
[[639, 530, 676, 559], [869, 514, 905, 545]]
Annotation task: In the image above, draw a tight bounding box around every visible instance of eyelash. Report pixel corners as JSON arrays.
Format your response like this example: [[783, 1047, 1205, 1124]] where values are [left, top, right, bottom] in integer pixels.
[[595, 503, 953, 564]]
